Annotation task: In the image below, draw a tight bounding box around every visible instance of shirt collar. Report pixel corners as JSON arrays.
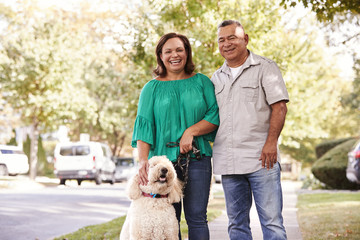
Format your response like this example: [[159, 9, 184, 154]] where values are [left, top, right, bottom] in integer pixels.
[[219, 50, 260, 75]]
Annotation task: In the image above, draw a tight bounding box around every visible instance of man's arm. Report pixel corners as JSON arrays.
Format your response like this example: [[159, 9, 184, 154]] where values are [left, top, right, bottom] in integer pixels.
[[259, 100, 288, 169]]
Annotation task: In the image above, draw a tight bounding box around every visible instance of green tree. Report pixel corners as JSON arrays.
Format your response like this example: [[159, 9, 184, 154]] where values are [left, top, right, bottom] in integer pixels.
[[0, 15, 97, 179], [52, 3, 141, 155], [0, 0, 145, 159], [281, 0, 360, 22], [0, 94, 20, 144], [341, 58, 360, 128], [263, 1, 360, 142], [77, 45, 139, 155]]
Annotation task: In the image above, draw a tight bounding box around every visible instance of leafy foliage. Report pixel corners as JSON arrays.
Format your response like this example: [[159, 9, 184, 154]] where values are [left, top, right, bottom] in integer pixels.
[[0, 12, 99, 178], [342, 58, 360, 116], [0, 19, 97, 128], [281, 0, 360, 22]]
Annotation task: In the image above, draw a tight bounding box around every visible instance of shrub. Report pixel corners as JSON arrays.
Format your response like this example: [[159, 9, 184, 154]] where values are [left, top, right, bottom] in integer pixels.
[[315, 137, 355, 159], [312, 138, 360, 190], [23, 135, 54, 177]]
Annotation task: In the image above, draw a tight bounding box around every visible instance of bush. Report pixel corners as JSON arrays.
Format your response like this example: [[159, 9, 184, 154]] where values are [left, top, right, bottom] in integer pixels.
[[23, 135, 55, 177], [315, 137, 355, 159], [312, 138, 360, 190]]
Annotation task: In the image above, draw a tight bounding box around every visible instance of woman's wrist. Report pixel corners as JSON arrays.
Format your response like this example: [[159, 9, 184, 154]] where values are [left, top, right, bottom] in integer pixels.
[[185, 126, 197, 137], [139, 158, 148, 164]]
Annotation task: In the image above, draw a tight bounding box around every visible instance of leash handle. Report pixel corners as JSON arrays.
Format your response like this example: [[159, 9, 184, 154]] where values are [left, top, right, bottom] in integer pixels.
[[166, 140, 201, 158], [166, 140, 201, 186]]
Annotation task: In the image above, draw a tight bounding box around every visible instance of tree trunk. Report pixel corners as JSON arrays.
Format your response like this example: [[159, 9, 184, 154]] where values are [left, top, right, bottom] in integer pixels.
[[29, 119, 39, 180], [117, 134, 126, 156]]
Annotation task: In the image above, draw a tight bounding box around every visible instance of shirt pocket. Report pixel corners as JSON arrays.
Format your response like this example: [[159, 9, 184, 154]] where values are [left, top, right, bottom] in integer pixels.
[[239, 80, 259, 102]]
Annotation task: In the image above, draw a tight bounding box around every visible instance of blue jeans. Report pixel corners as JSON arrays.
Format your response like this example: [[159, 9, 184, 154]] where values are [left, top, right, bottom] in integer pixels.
[[222, 163, 287, 240], [173, 156, 212, 240]]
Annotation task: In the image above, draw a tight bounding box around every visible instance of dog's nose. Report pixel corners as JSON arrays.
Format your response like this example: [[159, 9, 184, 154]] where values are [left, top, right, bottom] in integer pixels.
[[161, 168, 168, 174]]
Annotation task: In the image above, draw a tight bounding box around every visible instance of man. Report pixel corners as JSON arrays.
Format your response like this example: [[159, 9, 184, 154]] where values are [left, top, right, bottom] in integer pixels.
[[211, 20, 289, 240]]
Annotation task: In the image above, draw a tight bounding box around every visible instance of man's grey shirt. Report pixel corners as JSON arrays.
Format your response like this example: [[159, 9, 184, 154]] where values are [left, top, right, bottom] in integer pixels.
[[211, 51, 289, 175]]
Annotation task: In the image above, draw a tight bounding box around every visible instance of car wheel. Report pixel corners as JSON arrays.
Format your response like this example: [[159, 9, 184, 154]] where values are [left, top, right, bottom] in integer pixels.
[[95, 172, 102, 185], [109, 173, 115, 185], [77, 180, 82, 186], [0, 165, 8, 176], [60, 179, 66, 185]]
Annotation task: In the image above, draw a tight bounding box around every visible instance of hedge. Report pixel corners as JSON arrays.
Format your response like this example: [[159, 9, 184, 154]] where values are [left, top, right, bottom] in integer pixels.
[[312, 138, 360, 190], [315, 137, 355, 159]]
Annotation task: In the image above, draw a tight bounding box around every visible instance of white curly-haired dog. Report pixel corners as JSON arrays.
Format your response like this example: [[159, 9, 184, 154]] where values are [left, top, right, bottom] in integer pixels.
[[120, 155, 183, 240]]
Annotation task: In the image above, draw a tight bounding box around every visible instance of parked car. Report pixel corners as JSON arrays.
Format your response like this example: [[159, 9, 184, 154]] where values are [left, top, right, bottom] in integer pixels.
[[53, 141, 116, 185], [0, 145, 29, 176], [114, 157, 138, 182], [346, 138, 360, 184]]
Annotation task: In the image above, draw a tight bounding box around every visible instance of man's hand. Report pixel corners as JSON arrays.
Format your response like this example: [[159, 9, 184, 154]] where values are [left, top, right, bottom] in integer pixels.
[[259, 101, 287, 170], [259, 140, 277, 170]]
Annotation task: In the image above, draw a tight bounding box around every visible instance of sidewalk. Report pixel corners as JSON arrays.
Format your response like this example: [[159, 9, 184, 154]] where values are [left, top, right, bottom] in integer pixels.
[[208, 180, 303, 240]]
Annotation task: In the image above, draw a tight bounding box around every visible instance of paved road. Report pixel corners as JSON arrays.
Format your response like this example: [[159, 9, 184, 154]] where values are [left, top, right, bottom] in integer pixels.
[[0, 180, 130, 240]]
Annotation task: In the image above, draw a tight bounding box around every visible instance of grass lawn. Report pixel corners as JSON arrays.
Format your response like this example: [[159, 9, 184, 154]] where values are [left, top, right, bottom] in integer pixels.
[[297, 192, 360, 240], [54, 187, 225, 240]]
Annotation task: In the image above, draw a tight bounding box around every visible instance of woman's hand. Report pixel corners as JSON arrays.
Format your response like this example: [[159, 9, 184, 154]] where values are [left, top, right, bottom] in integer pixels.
[[138, 158, 149, 185], [180, 129, 194, 154], [137, 140, 151, 185], [180, 120, 218, 154]]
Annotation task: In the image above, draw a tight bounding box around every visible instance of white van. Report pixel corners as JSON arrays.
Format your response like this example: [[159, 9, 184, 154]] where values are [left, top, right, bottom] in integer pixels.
[[54, 141, 116, 185], [0, 145, 29, 176]]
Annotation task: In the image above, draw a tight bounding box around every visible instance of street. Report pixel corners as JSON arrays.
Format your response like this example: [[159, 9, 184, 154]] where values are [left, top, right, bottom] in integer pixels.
[[0, 180, 130, 240]]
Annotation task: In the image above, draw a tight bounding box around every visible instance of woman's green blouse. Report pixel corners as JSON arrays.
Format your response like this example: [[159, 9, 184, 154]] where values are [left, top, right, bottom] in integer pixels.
[[132, 73, 219, 162]]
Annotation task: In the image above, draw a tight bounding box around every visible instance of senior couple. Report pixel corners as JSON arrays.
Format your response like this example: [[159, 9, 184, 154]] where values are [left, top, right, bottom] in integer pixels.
[[132, 19, 289, 240]]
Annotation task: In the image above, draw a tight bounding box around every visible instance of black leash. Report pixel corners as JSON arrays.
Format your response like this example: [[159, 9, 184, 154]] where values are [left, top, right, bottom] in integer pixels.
[[166, 140, 201, 185]]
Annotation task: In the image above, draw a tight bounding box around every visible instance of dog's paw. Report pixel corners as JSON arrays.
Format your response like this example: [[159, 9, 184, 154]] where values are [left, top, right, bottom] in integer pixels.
[[127, 174, 142, 200]]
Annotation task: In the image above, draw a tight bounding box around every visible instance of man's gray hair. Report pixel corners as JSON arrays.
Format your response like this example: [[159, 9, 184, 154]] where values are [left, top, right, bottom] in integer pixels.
[[217, 20, 244, 31]]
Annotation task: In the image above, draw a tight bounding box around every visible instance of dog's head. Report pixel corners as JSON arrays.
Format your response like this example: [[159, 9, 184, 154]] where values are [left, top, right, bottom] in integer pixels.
[[148, 156, 175, 183], [127, 156, 183, 203]]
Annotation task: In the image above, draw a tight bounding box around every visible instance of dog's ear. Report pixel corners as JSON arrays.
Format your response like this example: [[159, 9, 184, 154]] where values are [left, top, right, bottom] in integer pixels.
[[168, 178, 183, 204], [126, 174, 142, 200]]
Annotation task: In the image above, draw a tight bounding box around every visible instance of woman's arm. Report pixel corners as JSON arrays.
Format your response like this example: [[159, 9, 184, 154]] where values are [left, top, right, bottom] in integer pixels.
[[179, 120, 218, 154], [137, 140, 151, 185]]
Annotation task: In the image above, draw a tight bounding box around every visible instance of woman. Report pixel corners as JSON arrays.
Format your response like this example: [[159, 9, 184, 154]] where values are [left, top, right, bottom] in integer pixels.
[[131, 32, 219, 240]]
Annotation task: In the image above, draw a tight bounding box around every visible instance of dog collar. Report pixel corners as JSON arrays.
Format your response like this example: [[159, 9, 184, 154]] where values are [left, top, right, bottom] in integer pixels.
[[142, 192, 168, 198]]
